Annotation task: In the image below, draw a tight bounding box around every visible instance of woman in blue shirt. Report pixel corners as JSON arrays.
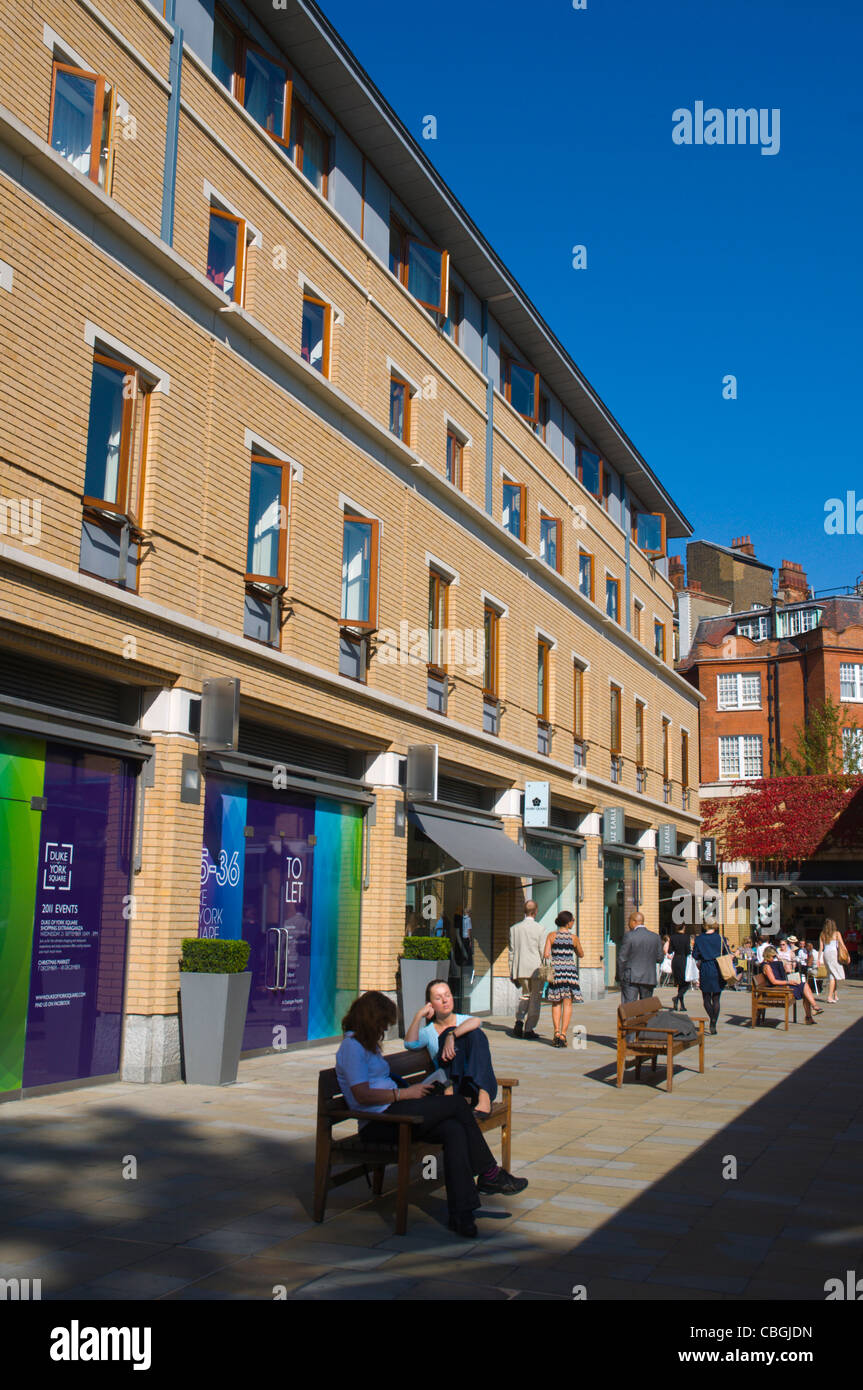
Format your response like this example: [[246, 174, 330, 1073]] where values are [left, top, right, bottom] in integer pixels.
[[335, 991, 525, 1238], [405, 979, 497, 1115]]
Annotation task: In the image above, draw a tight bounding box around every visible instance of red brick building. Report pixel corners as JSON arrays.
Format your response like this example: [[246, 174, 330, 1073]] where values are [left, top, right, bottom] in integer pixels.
[[679, 583, 863, 793]]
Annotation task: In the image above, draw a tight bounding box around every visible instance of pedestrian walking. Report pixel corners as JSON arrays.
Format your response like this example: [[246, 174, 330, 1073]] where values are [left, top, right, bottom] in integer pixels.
[[693, 923, 729, 1035], [618, 911, 664, 1003], [820, 919, 848, 1002], [508, 900, 546, 1039], [668, 928, 693, 1011], [542, 910, 584, 1047]]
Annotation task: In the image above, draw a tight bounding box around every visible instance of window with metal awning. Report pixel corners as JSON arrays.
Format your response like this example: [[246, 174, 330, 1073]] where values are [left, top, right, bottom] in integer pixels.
[[408, 806, 555, 880]]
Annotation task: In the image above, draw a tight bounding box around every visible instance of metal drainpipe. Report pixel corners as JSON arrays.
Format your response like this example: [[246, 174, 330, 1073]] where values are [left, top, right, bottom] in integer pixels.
[[481, 300, 493, 515], [160, 10, 183, 246]]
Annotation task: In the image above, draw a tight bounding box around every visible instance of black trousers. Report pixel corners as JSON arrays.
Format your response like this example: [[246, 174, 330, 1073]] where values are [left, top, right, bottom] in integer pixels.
[[362, 1095, 495, 1216]]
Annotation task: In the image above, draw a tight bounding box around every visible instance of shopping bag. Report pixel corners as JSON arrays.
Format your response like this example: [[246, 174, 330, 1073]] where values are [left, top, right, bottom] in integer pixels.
[[685, 955, 699, 984]]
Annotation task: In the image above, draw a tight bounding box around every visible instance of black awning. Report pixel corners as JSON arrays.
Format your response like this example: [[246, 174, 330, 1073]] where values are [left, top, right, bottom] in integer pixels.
[[412, 809, 555, 880]]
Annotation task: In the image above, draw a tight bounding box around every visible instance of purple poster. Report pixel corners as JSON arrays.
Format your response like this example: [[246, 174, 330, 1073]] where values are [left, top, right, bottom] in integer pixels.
[[22, 749, 134, 1088]]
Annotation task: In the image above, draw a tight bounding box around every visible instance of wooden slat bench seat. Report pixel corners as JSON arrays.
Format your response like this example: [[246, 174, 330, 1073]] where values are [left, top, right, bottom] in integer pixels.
[[314, 1045, 518, 1235], [616, 997, 705, 1093], [751, 972, 798, 1029]]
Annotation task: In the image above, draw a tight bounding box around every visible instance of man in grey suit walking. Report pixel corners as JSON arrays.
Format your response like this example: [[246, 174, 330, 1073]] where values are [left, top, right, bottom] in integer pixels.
[[618, 911, 664, 1003]]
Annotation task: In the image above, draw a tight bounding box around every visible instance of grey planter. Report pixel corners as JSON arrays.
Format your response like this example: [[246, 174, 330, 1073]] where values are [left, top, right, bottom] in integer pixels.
[[179, 971, 252, 1085], [398, 958, 446, 1035]]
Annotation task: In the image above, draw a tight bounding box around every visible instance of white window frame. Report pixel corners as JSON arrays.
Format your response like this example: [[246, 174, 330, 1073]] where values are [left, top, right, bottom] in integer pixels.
[[840, 663, 863, 703], [719, 734, 763, 781], [736, 613, 769, 641], [717, 671, 762, 710]]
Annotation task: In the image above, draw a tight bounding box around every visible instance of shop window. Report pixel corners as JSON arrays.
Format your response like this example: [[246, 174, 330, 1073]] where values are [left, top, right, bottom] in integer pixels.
[[500, 351, 540, 423], [389, 217, 449, 315], [606, 576, 620, 622], [206, 208, 247, 303], [578, 550, 594, 601], [49, 62, 113, 187], [79, 352, 151, 589], [502, 481, 526, 542], [540, 516, 562, 572], [483, 604, 501, 735], [302, 293, 332, 376], [244, 453, 290, 647], [446, 429, 463, 488], [632, 511, 667, 558], [290, 100, 329, 194], [389, 373, 412, 443], [577, 443, 601, 499]]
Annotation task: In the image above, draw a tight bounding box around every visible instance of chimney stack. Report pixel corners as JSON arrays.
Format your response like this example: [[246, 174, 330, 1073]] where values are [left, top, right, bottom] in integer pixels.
[[668, 555, 685, 592], [731, 535, 756, 558], [777, 559, 809, 603]]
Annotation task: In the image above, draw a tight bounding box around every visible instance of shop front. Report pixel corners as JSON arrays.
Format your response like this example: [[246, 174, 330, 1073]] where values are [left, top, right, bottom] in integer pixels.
[[602, 848, 643, 990], [0, 729, 140, 1098], [198, 759, 368, 1049], [405, 804, 553, 1014]]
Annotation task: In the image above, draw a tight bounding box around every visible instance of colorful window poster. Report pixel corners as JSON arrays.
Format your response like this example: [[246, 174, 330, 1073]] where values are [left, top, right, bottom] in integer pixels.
[[198, 777, 362, 1048], [0, 735, 135, 1093]]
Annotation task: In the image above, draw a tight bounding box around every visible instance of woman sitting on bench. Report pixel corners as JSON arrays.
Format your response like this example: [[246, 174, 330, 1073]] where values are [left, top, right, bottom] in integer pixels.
[[335, 991, 526, 1239], [762, 946, 823, 1025], [405, 979, 497, 1116]]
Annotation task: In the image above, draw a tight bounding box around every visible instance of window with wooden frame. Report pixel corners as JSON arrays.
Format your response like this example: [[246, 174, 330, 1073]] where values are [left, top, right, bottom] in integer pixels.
[[540, 516, 562, 572], [500, 351, 540, 423], [681, 730, 690, 790], [633, 600, 643, 642], [610, 684, 622, 756], [632, 511, 667, 559], [534, 393, 550, 443], [444, 284, 462, 345], [537, 640, 551, 724], [502, 481, 526, 542], [577, 443, 602, 499], [605, 576, 620, 622], [573, 663, 585, 741], [244, 453, 290, 648], [578, 549, 594, 601], [446, 429, 463, 488], [635, 700, 645, 770], [49, 62, 114, 187], [662, 718, 671, 781], [83, 353, 151, 522], [301, 293, 332, 376], [483, 605, 500, 702], [427, 569, 450, 676], [290, 100, 329, 195], [206, 208, 247, 303], [389, 217, 449, 315], [341, 514, 380, 630], [389, 373, 412, 443], [212, 7, 292, 146], [654, 620, 666, 662]]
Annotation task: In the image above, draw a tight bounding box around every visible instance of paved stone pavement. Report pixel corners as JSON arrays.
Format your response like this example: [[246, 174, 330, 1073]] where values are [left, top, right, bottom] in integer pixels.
[[1, 981, 862, 1301]]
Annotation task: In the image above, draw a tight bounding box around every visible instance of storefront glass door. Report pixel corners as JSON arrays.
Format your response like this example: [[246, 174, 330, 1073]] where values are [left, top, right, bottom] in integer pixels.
[[603, 853, 640, 989]]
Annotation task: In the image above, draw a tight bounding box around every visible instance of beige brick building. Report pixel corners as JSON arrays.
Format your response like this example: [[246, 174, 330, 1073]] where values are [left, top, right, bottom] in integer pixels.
[[0, 0, 702, 1097]]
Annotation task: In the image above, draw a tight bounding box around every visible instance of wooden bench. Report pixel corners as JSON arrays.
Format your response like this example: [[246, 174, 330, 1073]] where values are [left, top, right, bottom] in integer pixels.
[[751, 972, 797, 1029], [314, 1045, 518, 1235], [616, 997, 705, 1093]]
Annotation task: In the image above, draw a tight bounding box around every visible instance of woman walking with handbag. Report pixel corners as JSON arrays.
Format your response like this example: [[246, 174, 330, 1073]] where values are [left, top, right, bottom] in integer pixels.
[[542, 911, 584, 1047], [693, 924, 729, 1035], [820, 919, 848, 1002], [669, 929, 694, 1011]]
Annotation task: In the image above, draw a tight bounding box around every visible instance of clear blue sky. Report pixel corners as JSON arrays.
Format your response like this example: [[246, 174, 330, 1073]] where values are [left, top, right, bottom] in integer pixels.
[[319, 0, 863, 595]]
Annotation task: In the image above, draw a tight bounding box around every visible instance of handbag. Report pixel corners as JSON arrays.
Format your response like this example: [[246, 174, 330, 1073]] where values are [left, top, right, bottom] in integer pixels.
[[540, 961, 555, 983], [716, 953, 736, 983], [660, 955, 673, 976], [815, 964, 828, 979], [785, 971, 802, 985], [838, 941, 850, 966]]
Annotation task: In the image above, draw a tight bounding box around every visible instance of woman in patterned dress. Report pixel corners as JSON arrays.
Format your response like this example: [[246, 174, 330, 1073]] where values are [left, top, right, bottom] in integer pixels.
[[542, 911, 585, 1047]]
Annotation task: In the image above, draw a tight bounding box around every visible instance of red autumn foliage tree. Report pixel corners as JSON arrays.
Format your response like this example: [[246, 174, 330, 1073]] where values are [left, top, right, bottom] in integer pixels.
[[702, 776, 863, 870]]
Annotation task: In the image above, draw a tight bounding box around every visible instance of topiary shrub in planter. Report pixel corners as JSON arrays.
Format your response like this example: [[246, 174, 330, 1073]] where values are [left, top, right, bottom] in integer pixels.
[[398, 936, 452, 1033], [179, 938, 252, 1085]]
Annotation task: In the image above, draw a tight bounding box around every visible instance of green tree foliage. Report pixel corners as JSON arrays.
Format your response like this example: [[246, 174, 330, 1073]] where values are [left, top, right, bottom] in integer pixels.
[[778, 695, 862, 776]]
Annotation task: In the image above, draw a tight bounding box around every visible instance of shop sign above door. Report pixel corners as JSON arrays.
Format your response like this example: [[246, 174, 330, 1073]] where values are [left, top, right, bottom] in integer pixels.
[[523, 781, 550, 827], [603, 807, 625, 844], [657, 823, 677, 857]]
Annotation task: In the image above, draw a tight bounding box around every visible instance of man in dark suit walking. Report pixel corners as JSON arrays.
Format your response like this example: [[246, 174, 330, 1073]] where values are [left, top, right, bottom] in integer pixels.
[[618, 911, 664, 1003]]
